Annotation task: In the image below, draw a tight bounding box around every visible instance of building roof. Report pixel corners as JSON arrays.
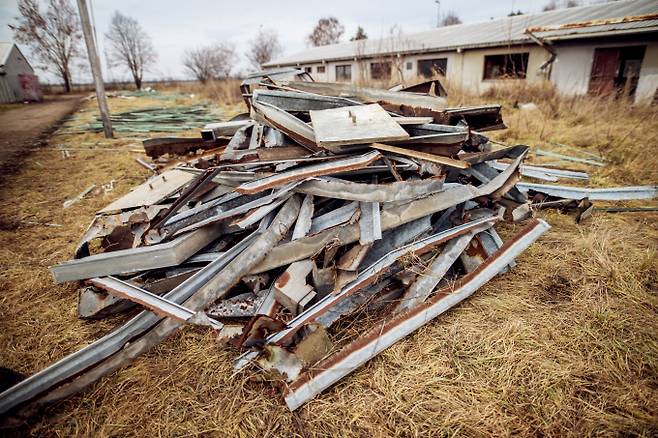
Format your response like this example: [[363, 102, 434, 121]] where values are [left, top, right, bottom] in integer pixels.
[[265, 0, 658, 67], [0, 43, 14, 66]]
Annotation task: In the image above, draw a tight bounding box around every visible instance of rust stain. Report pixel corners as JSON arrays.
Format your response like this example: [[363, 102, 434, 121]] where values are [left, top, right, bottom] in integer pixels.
[[525, 13, 658, 33]]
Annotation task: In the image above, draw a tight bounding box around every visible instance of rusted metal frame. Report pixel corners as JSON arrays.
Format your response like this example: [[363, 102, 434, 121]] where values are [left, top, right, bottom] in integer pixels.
[[4, 199, 301, 417], [142, 137, 223, 159], [370, 143, 469, 169], [250, 98, 318, 152], [284, 219, 551, 411], [467, 162, 527, 203], [161, 190, 244, 230], [295, 176, 445, 203], [516, 183, 658, 201], [232, 193, 293, 229], [151, 168, 221, 230], [88, 277, 223, 330], [0, 227, 260, 416], [172, 182, 302, 236], [359, 201, 381, 245], [236, 151, 381, 195], [248, 123, 264, 150], [233, 214, 500, 370], [361, 216, 432, 268], [250, 151, 525, 274], [51, 225, 225, 283], [309, 202, 359, 235], [292, 194, 314, 240], [390, 132, 468, 146], [395, 231, 480, 313], [461, 145, 528, 165]]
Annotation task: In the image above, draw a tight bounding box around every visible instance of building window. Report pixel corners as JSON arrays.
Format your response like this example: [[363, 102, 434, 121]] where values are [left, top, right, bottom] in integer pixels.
[[483, 53, 529, 79], [304, 66, 312, 73], [317, 65, 326, 74], [370, 62, 391, 80], [588, 46, 645, 98], [418, 58, 447, 78], [336, 64, 352, 81], [406, 61, 413, 70]]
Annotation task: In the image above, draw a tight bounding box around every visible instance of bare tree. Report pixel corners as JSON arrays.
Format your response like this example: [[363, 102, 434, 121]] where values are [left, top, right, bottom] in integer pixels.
[[350, 26, 368, 41], [246, 28, 282, 70], [10, 0, 82, 92], [105, 11, 156, 90], [183, 43, 237, 83], [307, 17, 344, 47], [441, 11, 462, 26]]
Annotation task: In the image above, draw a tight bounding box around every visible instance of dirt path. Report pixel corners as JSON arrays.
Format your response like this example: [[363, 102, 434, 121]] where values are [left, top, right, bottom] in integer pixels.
[[0, 94, 83, 178]]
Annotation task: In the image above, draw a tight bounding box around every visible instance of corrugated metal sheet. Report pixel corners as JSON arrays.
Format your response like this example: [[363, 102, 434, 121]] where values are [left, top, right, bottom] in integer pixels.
[[265, 0, 658, 67]]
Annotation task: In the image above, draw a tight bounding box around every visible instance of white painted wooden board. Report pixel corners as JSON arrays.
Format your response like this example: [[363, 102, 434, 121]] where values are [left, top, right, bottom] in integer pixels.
[[310, 104, 409, 151]]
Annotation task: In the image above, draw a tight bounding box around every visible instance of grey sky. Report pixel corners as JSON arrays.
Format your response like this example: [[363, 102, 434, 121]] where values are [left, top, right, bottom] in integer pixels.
[[0, 0, 568, 83]]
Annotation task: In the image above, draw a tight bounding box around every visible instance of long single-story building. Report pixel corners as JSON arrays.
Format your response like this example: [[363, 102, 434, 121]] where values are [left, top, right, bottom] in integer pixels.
[[0, 42, 41, 103], [264, 0, 658, 103]]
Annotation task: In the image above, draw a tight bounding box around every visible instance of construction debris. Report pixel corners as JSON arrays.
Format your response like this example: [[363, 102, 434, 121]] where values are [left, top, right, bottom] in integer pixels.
[[1, 73, 656, 420]]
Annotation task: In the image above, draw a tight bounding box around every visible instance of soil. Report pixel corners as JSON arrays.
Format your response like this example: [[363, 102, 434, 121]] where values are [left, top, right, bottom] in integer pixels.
[[0, 95, 83, 179]]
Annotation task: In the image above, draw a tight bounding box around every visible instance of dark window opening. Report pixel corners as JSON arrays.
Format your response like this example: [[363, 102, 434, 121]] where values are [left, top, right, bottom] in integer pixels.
[[418, 58, 447, 78], [370, 62, 391, 80], [406, 61, 413, 70], [317, 65, 326, 74], [588, 45, 645, 98], [304, 66, 312, 73], [336, 64, 352, 81], [483, 53, 528, 79]]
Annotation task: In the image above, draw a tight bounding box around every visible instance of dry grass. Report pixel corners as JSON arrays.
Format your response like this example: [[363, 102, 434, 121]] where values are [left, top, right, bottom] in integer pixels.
[[0, 86, 657, 437]]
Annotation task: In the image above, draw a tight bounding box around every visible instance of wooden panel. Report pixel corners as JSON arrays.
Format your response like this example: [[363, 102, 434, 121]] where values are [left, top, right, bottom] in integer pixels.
[[310, 104, 409, 151]]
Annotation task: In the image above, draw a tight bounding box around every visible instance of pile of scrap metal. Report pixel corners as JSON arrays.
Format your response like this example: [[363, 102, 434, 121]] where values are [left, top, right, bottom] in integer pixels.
[[2, 72, 656, 421]]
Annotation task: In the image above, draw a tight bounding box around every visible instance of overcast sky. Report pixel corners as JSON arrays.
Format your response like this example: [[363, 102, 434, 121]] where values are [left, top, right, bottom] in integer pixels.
[[0, 0, 586, 83]]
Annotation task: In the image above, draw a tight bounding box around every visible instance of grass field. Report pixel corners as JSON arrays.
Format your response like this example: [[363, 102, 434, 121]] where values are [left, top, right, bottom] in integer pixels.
[[0, 83, 657, 436]]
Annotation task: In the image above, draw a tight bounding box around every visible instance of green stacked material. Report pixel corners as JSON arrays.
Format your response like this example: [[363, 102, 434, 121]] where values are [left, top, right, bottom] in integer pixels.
[[85, 105, 219, 133]]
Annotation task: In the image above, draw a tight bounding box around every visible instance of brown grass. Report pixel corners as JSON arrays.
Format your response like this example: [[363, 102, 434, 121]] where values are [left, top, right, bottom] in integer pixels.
[[0, 85, 657, 436]]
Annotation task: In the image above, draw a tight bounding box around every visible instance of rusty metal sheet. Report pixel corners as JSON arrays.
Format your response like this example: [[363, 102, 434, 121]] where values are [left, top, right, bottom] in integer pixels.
[[250, 151, 525, 274], [233, 214, 501, 371], [235, 151, 381, 195], [370, 143, 469, 169], [284, 219, 550, 411], [295, 176, 445, 203]]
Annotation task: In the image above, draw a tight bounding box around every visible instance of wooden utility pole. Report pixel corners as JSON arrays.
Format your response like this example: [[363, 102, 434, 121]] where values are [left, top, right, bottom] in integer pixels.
[[77, 0, 113, 138]]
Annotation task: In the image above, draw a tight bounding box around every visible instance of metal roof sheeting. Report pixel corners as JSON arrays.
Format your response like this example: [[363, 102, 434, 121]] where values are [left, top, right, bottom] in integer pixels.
[[265, 0, 658, 67]]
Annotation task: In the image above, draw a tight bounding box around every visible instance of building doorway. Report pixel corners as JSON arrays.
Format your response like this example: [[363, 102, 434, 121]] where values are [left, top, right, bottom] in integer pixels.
[[588, 46, 645, 98]]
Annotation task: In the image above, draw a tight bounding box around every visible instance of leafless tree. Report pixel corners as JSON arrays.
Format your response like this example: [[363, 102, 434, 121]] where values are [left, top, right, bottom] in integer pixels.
[[246, 28, 282, 70], [9, 0, 82, 92], [441, 11, 462, 26], [105, 11, 156, 90], [307, 17, 344, 47], [183, 43, 237, 83], [350, 26, 368, 41]]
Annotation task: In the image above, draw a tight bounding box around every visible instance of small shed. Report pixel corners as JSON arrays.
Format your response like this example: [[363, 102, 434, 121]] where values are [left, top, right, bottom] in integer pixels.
[[0, 42, 42, 103]]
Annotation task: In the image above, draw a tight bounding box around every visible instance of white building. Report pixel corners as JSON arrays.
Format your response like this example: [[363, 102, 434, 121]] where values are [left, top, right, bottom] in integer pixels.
[[0, 42, 41, 103], [264, 0, 658, 104]]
